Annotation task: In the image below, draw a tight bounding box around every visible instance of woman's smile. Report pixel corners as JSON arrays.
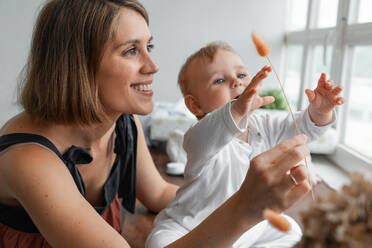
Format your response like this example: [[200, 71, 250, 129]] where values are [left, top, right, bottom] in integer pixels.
[[130, 81, 153, 97]]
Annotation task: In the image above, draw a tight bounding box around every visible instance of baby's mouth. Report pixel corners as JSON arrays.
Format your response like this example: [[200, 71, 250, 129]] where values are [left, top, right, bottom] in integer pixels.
[[234, 95, 241, 100]]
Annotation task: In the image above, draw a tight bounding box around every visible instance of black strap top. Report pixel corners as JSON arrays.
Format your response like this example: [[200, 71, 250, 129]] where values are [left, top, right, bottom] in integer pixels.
[[0, 114, 137, 233]]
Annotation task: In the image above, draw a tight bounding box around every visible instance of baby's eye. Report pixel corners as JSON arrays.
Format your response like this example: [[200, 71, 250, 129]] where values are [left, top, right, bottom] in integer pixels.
[[123, 47, 138, 56], [147, 44, 154, 53], [214, 78, 225, 85], [238, 73, 247, 79]]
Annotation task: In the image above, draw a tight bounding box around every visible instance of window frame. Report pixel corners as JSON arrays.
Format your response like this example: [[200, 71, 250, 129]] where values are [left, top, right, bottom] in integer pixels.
[[284, 0, 372, 174]]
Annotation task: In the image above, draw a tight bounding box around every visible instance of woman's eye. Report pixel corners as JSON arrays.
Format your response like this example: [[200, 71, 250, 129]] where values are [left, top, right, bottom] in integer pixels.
[[123, 47, 138, 56], [147, 44, 154, 52], [238, 73, 246, 79], [214, 78, 225, 85]]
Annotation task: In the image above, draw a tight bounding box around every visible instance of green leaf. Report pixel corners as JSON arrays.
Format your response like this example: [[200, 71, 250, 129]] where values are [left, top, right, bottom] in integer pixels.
[[259, 89, 288, 110]]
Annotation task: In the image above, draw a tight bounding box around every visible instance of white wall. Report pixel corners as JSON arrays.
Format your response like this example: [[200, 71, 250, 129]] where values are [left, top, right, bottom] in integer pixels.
[[0, 1, 45, 126], [0, 0, 286, 125], [142, 0, 286, 103]]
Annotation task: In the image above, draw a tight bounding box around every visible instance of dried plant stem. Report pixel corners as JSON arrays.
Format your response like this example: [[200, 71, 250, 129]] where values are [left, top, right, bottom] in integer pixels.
[[265, 56, 315, 200]]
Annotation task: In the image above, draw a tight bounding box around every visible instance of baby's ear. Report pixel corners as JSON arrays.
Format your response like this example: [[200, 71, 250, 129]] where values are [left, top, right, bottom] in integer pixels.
[[184, 94, 204, 118]]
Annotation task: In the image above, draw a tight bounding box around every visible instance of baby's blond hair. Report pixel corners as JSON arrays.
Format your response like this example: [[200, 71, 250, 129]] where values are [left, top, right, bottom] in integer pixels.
[[178, 41, 235, 96]]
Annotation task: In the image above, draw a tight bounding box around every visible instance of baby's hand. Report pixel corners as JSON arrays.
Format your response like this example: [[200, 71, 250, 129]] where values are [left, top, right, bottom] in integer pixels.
[[306, 73, 344, 126], [231, 65, 274, 120]]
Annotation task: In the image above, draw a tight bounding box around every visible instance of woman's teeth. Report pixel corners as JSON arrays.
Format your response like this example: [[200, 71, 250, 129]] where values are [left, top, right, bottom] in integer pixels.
[[131, 84, 152, 91]]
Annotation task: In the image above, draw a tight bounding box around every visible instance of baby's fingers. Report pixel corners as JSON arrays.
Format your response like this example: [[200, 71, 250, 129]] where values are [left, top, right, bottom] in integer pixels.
[[305, 89, 315, 102], [239, 87, 257, 102], [235, 88, 257, 114], [250, 66, 271, 88], [261, 96, 275, 106], [324, 80, 334, 90], [317, 73, 327, 89], [331, 86, 343, 95], [335, 97, 344, 105]]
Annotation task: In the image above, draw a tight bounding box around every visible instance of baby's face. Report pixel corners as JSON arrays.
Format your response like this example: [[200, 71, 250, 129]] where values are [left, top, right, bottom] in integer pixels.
[[187, 50, 251, 116]]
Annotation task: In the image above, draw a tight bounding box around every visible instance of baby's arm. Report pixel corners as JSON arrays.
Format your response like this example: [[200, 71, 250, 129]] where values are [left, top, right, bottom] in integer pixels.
[[230, 65, 274, 124], [306, 73, 344, 126], [184, 101, 247, 164]]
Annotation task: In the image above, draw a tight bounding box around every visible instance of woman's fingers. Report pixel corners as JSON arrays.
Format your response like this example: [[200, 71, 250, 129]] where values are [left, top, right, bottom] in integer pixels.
[[276, 165, 308, 194], [251, 134, 308, 170], [290, 165, 308, 184], [284, 181, 311, 208], [243, 135, 311, 215], [274, 144, 310, 177]]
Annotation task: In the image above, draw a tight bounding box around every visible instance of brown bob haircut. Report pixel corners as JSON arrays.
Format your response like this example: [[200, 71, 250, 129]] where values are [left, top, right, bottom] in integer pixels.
[[178, 41, 235, 96], [19, 0, 148, 125]]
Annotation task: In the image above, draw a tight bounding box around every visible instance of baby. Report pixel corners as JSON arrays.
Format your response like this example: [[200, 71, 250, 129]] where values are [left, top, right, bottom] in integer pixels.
[[146, 42, 344, 248]]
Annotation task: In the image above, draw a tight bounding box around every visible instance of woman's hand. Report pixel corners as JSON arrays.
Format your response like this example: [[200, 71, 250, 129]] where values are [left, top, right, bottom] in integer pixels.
[[237, 134, 311, 226]]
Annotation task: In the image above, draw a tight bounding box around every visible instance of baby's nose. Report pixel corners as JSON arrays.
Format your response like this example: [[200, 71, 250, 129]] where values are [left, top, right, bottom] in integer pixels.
[[230, 80, 244, 89]]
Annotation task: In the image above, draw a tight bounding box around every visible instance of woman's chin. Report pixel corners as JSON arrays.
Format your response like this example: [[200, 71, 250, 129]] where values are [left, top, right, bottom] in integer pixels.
[[134, 103, 154, 116]]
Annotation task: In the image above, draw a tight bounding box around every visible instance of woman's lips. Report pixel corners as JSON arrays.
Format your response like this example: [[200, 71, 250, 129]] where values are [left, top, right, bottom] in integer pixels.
[[131, 82, 153, 96]]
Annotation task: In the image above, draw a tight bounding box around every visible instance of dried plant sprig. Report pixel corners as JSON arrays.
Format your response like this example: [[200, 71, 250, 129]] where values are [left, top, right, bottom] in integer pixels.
[[251, 32, 315, 200], [296, 173, 372, 248], [263, 208, 291, 232], [252, 32, 270, 57]]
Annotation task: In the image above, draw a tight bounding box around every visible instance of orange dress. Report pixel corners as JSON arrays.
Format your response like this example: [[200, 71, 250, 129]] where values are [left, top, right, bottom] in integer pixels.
[[0, 114, 137, 247]]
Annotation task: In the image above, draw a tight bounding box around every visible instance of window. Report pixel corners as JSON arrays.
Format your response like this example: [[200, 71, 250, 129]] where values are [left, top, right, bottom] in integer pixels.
[[355, 0, 372, 23], [283, 45, 304, 110], [285, 0, 372, 174], [344, 46, 372, 160], [315, 0, 339, 28], [309, 45, 333, 90], [286, 0, 309, 31]]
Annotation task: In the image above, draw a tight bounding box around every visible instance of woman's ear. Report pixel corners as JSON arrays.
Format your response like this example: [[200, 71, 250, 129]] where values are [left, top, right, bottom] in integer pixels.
[[184, 94, 204, 118]]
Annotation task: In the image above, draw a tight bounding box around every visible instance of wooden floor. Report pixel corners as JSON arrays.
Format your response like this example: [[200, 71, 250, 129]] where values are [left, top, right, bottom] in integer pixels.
[[122, 146, 332, 248]]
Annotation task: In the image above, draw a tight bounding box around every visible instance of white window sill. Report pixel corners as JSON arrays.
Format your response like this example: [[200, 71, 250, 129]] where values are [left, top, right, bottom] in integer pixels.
[[311, 154, 351, 191]]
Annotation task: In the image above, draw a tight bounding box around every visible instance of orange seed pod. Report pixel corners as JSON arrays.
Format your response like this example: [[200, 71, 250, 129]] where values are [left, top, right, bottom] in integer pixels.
[[263, 208, 290, 232], [252, 32, 270, 57]]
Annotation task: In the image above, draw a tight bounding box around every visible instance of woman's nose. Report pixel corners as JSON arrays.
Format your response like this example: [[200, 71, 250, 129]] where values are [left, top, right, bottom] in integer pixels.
[[141, 53, 159, 74]]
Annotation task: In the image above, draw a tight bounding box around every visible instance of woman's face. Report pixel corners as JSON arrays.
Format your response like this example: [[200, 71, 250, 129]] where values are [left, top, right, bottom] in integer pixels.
[[97, 7, 159, 118]]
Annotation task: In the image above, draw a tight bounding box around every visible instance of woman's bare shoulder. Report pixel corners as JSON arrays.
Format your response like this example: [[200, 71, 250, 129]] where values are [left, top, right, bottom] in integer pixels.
[[0, 132, 67, 207], [0, 141, 128, 247], [0, 112, 60, 174], [0, 112, 46, 136], [0, 117, 130, 247], [0, 111, 63, 177]]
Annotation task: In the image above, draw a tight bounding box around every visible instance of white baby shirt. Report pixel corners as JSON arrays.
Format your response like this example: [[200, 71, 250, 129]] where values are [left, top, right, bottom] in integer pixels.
[[151, 101, 334, 244]]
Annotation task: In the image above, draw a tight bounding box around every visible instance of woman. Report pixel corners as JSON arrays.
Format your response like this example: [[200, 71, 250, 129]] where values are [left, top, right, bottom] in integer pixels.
[[0, 0, 310, 247]]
